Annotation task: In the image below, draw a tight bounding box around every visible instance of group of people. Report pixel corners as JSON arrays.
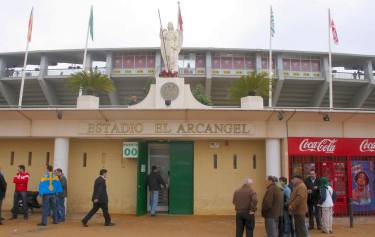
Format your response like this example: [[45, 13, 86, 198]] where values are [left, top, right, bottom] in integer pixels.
[[0, 165, 67, 226], [0, 165, 116, 227], [233, 170, 335, 237]]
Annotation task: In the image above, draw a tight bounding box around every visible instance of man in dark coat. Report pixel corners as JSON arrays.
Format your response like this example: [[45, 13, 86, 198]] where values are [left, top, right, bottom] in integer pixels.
[[304, 170, 321, 230], [147, 166, 166, 216], [81, 169, 115, 227], [0, 167, 7, 225], [261, 176, 283, 237]]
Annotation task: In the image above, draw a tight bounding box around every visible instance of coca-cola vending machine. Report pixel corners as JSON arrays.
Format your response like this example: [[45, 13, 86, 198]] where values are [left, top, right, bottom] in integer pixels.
[[288, 137, 375, 216]]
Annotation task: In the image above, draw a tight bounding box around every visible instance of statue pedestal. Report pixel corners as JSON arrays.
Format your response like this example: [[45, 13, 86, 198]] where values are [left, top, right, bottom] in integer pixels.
[[131, 77, 210, 109]]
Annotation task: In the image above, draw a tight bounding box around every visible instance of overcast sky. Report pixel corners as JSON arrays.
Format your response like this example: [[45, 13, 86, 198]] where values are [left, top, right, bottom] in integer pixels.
[[0, 0, 374, 54]]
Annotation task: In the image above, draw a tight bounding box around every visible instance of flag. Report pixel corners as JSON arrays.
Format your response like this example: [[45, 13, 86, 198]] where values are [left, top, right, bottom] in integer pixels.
[[270, 6, 275, 37], [331, 19, 339, 45], [27, 7, 33, 42], [38, 172, 63, 196], [89, 6, 94, 41], [178, 2, 183, 32]]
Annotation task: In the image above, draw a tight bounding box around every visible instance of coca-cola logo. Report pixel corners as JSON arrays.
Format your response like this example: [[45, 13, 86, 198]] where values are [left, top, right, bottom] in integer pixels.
[[299, 139, 337, 153], [360, 139, 375, 152]]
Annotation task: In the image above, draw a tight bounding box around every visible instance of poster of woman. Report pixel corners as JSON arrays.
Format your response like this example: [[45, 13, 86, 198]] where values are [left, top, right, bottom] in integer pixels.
[[351, 161, 375, 213]]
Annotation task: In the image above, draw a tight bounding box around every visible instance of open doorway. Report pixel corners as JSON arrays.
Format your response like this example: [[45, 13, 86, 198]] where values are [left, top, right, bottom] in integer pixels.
[[148, 143, 170, 212]]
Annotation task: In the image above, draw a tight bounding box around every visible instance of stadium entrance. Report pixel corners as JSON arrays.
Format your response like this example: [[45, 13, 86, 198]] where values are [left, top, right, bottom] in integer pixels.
[[136, 141, 194, 215]]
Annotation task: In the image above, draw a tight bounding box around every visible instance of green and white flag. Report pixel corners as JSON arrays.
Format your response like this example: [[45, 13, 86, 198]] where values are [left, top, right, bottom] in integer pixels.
[[270, 7, 275, 37], [89, 6, 94, 41]]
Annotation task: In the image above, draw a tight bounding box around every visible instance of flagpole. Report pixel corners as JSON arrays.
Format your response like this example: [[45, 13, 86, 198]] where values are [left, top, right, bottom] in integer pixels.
[[268, 6, 273, 108], [80, 6, 92, 96], [328, 8, 333, 110], [18, 7, 33, 108]]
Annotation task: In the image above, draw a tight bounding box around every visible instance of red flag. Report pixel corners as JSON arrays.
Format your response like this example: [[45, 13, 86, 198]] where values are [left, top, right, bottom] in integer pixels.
[[27, 8, 33, 42], [331, 19, 339, 45], [178, 3, 183, 32]]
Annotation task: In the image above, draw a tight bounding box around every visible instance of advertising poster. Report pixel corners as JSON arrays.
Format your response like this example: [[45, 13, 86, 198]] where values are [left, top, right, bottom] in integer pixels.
[[351, 160, 375, 213]]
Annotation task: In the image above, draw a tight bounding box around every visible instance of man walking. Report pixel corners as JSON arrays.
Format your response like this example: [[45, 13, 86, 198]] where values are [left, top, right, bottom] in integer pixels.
[[81, 169, 115, 227], [289, 175, 308, 237], [37, 165, 63, 226], [280, 177, 292, 237], [11, 165, 29, 220], [305, 170, 321, 230], [55, 168, 67, 222], [147, 166, 166, 216], [0, 167, 7, 225], [262, 176, 283, 237], [233, 178, 258, 237]]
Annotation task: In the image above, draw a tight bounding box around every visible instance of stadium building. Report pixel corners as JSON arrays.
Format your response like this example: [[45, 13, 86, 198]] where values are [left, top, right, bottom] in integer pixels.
[[0, 48, 375, 215]]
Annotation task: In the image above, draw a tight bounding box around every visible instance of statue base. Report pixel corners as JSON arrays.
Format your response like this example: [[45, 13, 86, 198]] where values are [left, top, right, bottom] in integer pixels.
[[130, 77, 211, 109]]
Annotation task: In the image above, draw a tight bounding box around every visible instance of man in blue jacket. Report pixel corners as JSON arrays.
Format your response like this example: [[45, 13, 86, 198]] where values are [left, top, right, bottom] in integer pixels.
[[37, 165, 62, 226]]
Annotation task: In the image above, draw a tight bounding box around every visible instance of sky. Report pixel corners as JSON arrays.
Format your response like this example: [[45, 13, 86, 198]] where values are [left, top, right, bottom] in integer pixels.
[[0, 0, 374, 54]]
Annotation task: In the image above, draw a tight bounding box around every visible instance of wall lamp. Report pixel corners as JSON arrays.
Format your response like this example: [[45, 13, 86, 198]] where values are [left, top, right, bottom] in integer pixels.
[[322, 113, 330, 122], [277, 111, 284, 121], [56, 111, 63, 120]]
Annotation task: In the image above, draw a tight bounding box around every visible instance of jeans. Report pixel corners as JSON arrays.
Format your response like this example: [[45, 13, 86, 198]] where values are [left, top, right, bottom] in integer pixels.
[[283, 210, 292, 237], [82, 202, 111, 225], [41, 194, 57, 225], [265, 217, 279, 237], [293, 215, 308, 237], [0, 199, 3, 222], [12, 191, 28, 218], [308, 203, 321, 229], [236, 213, 255, 237], [150, 191, 159, 215], [56, 197, 66, 222]]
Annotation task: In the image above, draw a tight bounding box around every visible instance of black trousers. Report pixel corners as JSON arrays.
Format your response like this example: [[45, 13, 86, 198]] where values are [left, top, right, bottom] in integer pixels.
[[293, 215, 308, 237], [12, 191, 28, 218], [236, 212, 255, 237], [308, 203, 321, 229], [0, 199, 3, 222], [82, 202, 111, 224]]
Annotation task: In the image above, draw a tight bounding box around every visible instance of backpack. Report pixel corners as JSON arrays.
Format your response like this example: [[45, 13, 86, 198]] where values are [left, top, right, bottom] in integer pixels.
[[330, 190, 337, 203], [318, 186, 327, 205]]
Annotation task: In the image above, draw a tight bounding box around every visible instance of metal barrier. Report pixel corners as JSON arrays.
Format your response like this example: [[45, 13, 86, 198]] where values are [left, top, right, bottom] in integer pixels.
[[332, 72, 367, 80]]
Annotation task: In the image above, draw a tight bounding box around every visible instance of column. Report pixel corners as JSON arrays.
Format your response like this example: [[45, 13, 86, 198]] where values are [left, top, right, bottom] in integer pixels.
[[54, 138, 70, 176], [205, 51, 212, 97], [365, 60, 374, 82], [155, 51, 161, 75], [266, 138, 281, 177], [0, 57, 6, 78], [84, 53, 92, 70]]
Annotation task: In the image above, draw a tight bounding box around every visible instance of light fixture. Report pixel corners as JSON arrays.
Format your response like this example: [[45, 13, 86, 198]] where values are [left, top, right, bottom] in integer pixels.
[[277, 111, 284, 121], [322, 114, 330, 122], [165, 100, 171, 106], [56, 111, 63, 120]]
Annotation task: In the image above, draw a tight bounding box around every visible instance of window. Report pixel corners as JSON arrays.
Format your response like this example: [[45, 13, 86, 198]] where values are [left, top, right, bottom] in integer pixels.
[[46, 152, 50, 166], [252, 154, 257, 169], [233, 154, 237, 169], [10, 151, 15, 165], [28, 152, 32, 166], [83, 152, 87, 167], [213, 154, 218, 169]]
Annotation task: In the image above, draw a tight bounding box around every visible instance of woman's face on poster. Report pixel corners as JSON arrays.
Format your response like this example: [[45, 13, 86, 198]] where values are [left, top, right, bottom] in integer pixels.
[[357, 173, 368, 187]]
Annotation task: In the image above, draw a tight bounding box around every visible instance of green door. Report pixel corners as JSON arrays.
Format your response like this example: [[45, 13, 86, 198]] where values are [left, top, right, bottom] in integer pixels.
[[169, 141, 194, 214], [136, 142, 148, 216]]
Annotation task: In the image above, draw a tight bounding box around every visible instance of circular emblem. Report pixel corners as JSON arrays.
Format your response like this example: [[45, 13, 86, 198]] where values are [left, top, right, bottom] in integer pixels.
[[160, 82, 179, 101]]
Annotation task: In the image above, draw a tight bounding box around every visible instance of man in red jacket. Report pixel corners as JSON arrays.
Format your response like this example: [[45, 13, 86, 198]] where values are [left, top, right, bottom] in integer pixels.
[[10, 165, 29, 220]]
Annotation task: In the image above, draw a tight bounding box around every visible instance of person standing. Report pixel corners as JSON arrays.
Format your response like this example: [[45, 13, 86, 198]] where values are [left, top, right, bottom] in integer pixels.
[[289, 175, 308, 237], [319, 177, 334, 234], [233, 178, 258, 237], [10, 165, 29, 220], [262, 176, 283, 237], [81, 169, 115, 227], [37, 165, 62, 226], [305, 170, 321, 230], [55, 168, 67, 222], [280, 177, 292, 237], [147, 166, 166, 216], [0, 167, 7, 225]]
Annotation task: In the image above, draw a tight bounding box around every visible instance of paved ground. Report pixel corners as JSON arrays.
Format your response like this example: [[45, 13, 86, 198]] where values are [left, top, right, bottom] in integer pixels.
[[0, 212, 374, 237]]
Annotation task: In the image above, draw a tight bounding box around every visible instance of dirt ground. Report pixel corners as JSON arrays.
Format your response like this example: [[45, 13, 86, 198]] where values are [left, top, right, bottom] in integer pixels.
[[0, 212, 374, 237]]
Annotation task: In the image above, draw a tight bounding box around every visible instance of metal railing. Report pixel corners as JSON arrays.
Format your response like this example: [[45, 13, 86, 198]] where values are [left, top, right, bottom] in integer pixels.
[[2, 69, 40, 78], [332, 72, 367, 80], [46, 67, 107, 76]]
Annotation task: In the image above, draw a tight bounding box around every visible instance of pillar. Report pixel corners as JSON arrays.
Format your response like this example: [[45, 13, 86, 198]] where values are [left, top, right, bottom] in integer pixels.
[[0, 57, 6, 78], [155, 51, 162, 75], [255, 53, 262, 74], [54, 138, 70, 176], [205, 51, 212, 97], [266, 138, 281, 177]]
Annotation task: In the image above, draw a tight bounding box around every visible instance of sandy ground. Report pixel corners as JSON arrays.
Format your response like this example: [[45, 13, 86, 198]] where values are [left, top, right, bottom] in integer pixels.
[[0, 212, 374, 237]]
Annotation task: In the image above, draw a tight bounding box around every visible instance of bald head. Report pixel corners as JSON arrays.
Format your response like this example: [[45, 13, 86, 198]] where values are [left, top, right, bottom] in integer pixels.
[[244, 178, 253, 185]]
